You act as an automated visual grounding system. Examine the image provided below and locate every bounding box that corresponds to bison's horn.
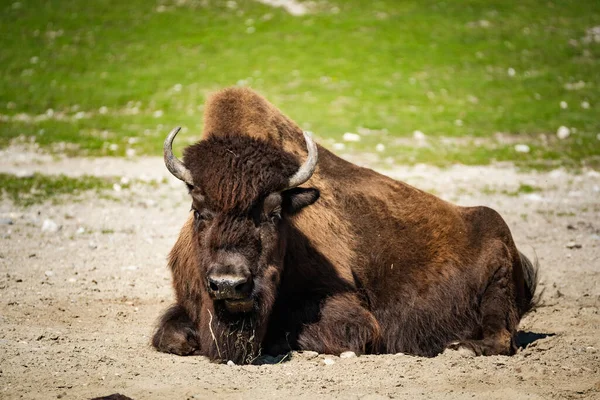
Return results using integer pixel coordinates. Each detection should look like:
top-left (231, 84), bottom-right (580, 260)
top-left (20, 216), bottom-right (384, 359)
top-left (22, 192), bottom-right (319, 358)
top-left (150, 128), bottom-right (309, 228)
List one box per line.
top-left (285, 131), bottom-right (319, 190)
top-left (164, 127), bottom-right (194, 185)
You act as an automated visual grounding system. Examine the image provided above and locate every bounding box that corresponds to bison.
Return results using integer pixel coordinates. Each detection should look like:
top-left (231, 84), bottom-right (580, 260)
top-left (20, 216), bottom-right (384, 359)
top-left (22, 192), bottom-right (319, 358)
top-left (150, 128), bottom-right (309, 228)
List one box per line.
top-left (152, 87), bottom-right (538, 364)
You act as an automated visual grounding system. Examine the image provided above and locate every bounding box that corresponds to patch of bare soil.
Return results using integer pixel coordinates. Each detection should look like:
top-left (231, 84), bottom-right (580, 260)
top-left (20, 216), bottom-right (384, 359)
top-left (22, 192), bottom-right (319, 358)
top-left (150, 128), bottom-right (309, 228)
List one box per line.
top-left (1, 152), bottom-right (599, 399)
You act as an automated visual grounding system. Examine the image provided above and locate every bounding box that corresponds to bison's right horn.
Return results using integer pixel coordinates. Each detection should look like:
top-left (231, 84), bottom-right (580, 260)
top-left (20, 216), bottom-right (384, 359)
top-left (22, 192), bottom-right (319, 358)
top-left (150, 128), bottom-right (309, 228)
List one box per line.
top-left (163, 127), bottom-right (194, 186)
top-left (284, 131), bottom-right (319, 190)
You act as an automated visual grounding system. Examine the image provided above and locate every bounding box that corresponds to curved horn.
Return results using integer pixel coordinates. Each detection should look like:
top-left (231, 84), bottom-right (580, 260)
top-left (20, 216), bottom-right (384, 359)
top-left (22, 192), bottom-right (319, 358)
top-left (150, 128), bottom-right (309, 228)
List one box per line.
top-left (163, 127), bottom-right (193, 185)
top-left (284, 131), bottom-right (319, 190)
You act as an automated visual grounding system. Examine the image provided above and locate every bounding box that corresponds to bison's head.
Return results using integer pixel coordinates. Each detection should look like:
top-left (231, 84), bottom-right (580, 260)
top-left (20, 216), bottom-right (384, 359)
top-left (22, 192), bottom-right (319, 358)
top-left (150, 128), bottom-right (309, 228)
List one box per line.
top-left (163, 127), bottom-right (319, 358)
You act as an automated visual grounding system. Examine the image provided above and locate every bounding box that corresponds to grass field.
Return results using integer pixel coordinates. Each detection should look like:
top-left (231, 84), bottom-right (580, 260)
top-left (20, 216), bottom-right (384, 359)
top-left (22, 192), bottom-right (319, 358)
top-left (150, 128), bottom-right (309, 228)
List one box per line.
top-left (1, 0), bottom-right (599, 168)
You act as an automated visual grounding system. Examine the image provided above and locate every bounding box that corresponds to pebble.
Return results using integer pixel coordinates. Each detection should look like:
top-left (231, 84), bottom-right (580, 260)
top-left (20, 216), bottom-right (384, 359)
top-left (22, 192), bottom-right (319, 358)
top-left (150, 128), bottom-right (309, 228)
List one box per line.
top-left (566, 242), bottom-right (582, 249)
top-left (557, 126), bottom-right (571, 140)
top-left (226, 360), bottom-right (235, 366)
top-left (342, 132), bottom-right (361, 142)
top-left (514, 144), bottom-right (530, 153)
top-left (375, 143), bottom-right (385, 152)
top-left (44, 270), bottom-right (54, 277)
top-left (41, 219), bottom-right (61, 233)
top-left (339, 351), bottom-right (356, 359)
top-left (323, 358), bottom-right (335, 365)
top-left (76, 227), bottom-right (85, 234)
top-left (413, 130), bottom-right (426, 140)
top-left (0, 218), bottom-right (14, 225)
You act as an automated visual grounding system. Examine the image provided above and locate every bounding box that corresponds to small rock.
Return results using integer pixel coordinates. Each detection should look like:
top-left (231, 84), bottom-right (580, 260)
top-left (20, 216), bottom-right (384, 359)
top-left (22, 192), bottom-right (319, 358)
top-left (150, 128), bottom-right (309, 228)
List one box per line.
top-left (41, 219), bottom-right (61, 233)
top-left (514, 144), bottom-right (530, 153)
top-left (45, 270), bottom-right (54, 277)
top-left (342, 132), bottom-right (361, 142)
top-left (227, 360), bottom-right (235, 366)
top-left (524, 193), bottom-right (544, 202)
top-left (0, 218), bottom-right (14, 225)
top-left (76, 227), bottom-right (85, 234)
top-left (567, 224), bottom-right (577, 230)
top-left (566, 242), bottom-right (582, 249)
top-left (413, 130), bottom-right (426, 140)
top-left (323, 358), bottom-right (335, 365)
top-left (586, 346), bottom-right (597, 354)
top-left (557, 126), bottom-right (571, 140)
top-left (340, 351), bottom-right (356, 359)
top-left (375, 143), bottom-right (385, 152)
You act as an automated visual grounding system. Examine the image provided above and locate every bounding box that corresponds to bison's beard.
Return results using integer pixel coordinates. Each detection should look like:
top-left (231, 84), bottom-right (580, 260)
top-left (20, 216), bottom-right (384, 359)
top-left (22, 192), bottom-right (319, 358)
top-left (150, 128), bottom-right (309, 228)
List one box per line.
top-left (200, 289), bottom-right (275, 364)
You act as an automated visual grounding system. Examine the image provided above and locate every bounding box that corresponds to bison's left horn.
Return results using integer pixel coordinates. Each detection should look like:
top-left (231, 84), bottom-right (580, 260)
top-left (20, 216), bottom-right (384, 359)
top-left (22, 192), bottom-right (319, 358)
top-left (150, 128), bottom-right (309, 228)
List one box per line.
top-left (285, 131), bottom-right (319, 190)
top-left (164, 127), bottom-right (194, 185)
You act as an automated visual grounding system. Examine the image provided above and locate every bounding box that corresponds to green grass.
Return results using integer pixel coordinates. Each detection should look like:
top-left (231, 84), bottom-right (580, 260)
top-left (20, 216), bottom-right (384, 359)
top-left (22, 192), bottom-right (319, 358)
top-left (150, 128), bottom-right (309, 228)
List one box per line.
top-left (0, 173), bottom-right (118, 206)
top-left (1, 0), bottom-right (599, 167)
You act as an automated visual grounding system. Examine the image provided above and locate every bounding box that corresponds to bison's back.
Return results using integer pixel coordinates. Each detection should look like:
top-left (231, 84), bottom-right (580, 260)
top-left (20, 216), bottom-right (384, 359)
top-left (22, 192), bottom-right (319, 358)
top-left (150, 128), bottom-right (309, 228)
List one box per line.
top-left (306, 149), bottom-right (523, 355)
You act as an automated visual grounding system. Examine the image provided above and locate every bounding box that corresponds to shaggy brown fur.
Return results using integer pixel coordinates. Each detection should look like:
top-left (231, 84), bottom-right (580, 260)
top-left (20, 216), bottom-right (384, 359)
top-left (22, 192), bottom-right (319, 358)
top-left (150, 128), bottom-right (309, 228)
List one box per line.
top-left (152, 87), bottom-right (539, 363)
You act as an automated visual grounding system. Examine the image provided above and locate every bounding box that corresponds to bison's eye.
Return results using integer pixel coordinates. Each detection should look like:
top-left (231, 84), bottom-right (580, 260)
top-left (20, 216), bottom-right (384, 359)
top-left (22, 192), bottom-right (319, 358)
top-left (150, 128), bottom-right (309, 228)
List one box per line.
top-left (269, 207), bottom-right (282, 223)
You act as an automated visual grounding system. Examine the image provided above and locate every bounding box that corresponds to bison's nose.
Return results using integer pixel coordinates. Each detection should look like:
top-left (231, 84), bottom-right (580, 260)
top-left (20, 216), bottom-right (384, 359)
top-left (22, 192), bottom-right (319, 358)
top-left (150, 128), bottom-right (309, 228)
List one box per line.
top-left (207, 274), bottom-right (252, 299)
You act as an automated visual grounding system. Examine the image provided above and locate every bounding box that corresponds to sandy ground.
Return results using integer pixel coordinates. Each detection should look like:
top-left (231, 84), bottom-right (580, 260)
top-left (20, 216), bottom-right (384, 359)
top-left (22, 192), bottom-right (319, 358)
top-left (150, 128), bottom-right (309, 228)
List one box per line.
top-left (1, 149), bottom-right (599, 400)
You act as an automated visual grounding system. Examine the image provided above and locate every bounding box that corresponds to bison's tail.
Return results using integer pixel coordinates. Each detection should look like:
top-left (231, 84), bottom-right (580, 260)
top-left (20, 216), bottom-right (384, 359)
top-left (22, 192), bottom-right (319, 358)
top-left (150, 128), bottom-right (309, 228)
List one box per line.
top-left (519, 251), bottom-right (541, 316)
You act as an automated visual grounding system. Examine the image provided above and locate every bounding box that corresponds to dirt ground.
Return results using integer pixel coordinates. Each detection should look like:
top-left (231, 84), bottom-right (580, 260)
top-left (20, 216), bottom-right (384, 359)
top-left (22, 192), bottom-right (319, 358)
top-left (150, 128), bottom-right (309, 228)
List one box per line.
top-left (1, 149), bottom-right (599, 400)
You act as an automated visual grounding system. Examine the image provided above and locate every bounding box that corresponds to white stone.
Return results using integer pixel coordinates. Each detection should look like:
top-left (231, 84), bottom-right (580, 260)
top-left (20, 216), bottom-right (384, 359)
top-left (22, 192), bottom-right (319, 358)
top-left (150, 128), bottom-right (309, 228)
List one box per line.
top-left (227, 360), bottom-right (235, 366)
top-left (413, 130), bottom-right (426, 140)
top-left (507, 68), bottom-right (516, 77)
top-left (560, 101), bottom-right (568, 109)
top-left (581, 101), bottom-right (590, 109)
top-left (557, 126), bottom-right (570, 140)
top-left (514, 144), bottom-right (530, 153)
top-left (375, 143), bottom-right (385, 152)
top-left (41, 219), bottom-right (60, 233)
top-left (524, 193), bottom-right (544, 202)
top-left (342, 132), bottom-right (361, 142)
top-left (323, 358), bottom-right (335, 365)
top-left (339, 351), bottom-right (356, 359)
top-left (45, 270), bottom-right (54, 277)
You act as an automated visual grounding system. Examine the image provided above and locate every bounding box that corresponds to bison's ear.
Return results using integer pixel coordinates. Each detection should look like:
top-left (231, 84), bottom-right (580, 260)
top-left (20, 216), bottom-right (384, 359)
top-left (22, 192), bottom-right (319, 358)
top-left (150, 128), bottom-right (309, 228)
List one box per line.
top-left (281, 187), bottom-right (320, 215)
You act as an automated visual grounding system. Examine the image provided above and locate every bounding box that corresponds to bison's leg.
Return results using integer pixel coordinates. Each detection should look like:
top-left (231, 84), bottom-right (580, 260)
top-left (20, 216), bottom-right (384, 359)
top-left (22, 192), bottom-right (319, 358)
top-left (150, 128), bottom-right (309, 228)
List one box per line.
top-left (152, 304), bottom-right (201, 356)
top-left (297, 293), bottom-right (380, 355)
top-left (447, 248), bottom-right (520, 356)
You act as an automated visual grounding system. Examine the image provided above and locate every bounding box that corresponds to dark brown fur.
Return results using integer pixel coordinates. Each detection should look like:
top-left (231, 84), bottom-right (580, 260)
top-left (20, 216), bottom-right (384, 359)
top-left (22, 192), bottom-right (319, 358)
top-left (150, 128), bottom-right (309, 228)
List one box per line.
top-left (152, 87), bottom-right (539, 363)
